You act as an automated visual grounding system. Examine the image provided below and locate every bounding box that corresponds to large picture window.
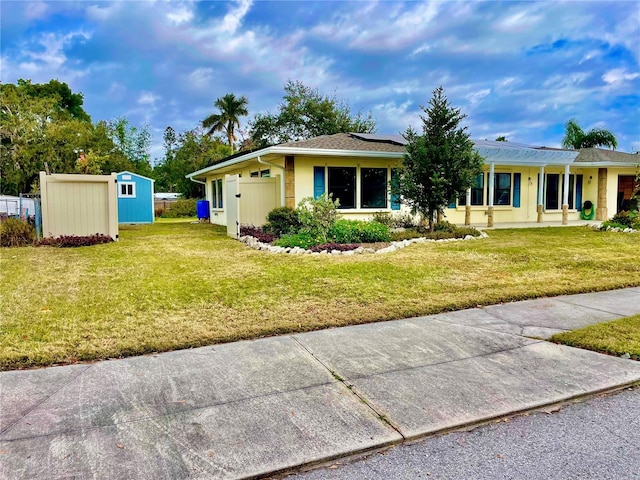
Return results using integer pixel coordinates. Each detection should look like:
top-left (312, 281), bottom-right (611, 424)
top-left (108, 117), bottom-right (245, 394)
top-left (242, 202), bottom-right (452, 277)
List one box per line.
top-left (328, 167), bottom-right (356, 209)
top-left (459, 173), bottom-right (484, 206)
top-left (360, 168), bottom-right (387, 208)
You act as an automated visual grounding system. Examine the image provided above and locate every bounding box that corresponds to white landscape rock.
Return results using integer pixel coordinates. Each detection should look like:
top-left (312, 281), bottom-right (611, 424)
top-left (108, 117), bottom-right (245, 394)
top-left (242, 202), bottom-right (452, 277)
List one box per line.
top-left (238, 231), bottom-right (485, 256)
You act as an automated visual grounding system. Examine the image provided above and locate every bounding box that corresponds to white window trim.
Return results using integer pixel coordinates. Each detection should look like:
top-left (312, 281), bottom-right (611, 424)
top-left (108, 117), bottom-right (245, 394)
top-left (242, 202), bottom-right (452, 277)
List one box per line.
top-left (118, 182), bottom-right (136, 198)
top-left (211, 178), bottom-right (224, 210)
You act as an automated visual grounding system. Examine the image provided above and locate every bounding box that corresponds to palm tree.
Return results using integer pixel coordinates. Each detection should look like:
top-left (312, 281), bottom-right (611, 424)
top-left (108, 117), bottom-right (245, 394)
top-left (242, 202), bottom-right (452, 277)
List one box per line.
top-left (202, 93), bottom-right (249, 153)
top-left (561, 119), bottom-right (618, 150)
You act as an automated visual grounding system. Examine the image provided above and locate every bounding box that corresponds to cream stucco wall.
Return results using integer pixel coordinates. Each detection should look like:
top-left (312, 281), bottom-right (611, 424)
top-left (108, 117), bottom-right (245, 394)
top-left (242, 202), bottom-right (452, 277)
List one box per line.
top-left (294, 155), bottom-right (402, 221)
top-left (197, 154), bottom-right (637, 227)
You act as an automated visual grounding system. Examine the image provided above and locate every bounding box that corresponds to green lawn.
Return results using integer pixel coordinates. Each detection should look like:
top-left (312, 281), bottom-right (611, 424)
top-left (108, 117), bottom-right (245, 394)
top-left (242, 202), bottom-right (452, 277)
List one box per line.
top-left (1, 220), bottom-right (639, 370)
top-left (550, 315), bottom-right (640, 360)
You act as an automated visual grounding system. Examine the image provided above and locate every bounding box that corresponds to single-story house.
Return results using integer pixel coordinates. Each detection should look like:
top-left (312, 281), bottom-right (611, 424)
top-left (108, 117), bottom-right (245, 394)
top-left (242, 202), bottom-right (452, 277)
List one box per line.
top-left (116, 171), bottom-right (155, 224)
top-left (185, 133), bottom-right (639, 232)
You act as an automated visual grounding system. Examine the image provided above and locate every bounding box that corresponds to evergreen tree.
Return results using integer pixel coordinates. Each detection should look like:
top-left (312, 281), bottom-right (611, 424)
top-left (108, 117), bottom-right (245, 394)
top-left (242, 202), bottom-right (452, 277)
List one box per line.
top-left (393, 86), bottom-right (484, 229)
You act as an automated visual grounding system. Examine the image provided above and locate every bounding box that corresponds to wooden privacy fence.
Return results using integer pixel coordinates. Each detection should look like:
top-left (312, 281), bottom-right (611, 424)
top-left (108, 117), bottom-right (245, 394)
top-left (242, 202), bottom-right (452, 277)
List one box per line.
top-left (40, 172), bottom-right (119, 240)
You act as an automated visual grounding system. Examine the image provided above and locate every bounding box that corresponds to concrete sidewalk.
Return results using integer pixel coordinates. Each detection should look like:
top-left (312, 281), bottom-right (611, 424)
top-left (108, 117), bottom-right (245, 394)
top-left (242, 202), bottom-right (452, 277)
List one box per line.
top-left (1, 288), bottom-right (639, 479)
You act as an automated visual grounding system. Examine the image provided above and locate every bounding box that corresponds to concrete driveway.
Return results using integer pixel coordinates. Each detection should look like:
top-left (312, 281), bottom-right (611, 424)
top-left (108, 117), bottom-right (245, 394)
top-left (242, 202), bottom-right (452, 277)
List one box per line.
top-left (1, 288), bottom-right (639, 479)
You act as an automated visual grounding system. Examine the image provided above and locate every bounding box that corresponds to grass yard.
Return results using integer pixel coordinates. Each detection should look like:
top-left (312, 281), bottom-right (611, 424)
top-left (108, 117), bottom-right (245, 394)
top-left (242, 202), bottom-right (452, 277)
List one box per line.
top-left (1, 220), bottom-right (639, 370)
top-left (550, 315), bottom-right (640, 360)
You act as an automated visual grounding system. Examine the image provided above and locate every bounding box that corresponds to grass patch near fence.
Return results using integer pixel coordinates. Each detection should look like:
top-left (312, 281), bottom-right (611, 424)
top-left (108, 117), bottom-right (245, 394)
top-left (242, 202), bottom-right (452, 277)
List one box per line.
top-left (550, 315), bottom-right (640, 360)
top-left (1, 221), bottom-right (639, 370)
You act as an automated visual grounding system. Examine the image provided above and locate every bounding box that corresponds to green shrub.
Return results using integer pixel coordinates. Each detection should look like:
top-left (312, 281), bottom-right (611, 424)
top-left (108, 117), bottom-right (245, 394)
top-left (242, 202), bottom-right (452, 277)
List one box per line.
top-left (38, 234), bottom-right (113, 248)
top-left (264, 206), bottom-right (301, 236)
top-left (601, 210), bottom-right (639, 230)
top-left (390, 225), bottom-right (480, 241)
top-left (163, 199), bottom-right (197, 218)
top-left (330, 219), bottom-right (390, 243)
top-left (371, 212), bottom-right (393, 227)
top-left (371, 212), bottom-right (417, 228)
top-left (0, 219), bottom-right (35, 247)
top-left (455, 227), bottom-right (482, 237)
top-left (433, 220), bottom-right (456, 233)
top-left (296, 194), bottom-right (340, 243)
top-left (273, 232), bottom-right (320, 249)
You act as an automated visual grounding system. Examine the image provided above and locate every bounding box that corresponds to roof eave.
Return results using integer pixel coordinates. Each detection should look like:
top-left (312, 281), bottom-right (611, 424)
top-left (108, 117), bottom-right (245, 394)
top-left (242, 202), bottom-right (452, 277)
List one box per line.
top-left (186, 146), bottom-right (404, 179)
top-left (573, 162), bottom-right (640, 167)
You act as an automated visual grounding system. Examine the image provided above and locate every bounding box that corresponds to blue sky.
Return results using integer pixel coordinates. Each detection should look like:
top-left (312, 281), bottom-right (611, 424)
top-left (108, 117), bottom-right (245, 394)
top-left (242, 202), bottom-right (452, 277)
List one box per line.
top-left (2, 0), bottom-right (639, 161)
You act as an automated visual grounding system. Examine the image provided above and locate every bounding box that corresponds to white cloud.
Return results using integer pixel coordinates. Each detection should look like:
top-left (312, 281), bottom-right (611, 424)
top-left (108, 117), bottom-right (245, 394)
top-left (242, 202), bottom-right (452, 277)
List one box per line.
top-left (496, 6), bottom-right (544, 32)
top-left (602, 68), bottom-right (640, 85)
top-left (86, 3), bottom-right (122, 21)
top-left (24, 1), bottom-right (48, 20)
top-left (311, 1), bottom-right (441, 51)
top-left (138, 92), bottom-right (159, 106)
top-left (220, 0), bottom-right (253, 34)
top-left (188, 68), bottom-right (214, 90)
top-left (372, 100), bottom-right (419, 133)
top-left (466, 89), bottom-right (491, 106)
top-left (4, 31), bottom-right (92, 83)
top-left (166, 5), bottom-right (194, 26)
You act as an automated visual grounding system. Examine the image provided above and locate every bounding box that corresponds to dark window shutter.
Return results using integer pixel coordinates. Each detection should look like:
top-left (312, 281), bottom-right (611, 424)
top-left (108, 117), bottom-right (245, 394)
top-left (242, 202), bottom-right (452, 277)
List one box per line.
top-left (576, 174), bottom-right (583, 211)
top-left (513, 173), bottom-right (521, 208)
top-left (313, 167), bottom-right (325, 199)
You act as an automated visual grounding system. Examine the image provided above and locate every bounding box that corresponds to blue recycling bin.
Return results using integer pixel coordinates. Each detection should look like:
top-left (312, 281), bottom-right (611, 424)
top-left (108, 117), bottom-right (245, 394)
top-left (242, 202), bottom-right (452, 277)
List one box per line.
top-left (196, 200), bottom-right (210, 219)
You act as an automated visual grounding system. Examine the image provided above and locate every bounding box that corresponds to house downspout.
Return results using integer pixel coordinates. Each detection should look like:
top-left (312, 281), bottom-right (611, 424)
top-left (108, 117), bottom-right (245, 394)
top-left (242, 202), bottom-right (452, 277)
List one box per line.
top-left (188, 177), bottom-right (206, 186)
top-left (257, 156), bottom-right (286, 206)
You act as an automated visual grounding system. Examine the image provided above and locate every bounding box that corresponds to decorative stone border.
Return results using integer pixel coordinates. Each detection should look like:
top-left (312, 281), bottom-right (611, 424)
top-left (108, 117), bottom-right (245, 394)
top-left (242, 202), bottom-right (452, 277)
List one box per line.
top-left (239, 230), bottom-right (489, 256)
top-left (595, 225), bottom-right (639, 233)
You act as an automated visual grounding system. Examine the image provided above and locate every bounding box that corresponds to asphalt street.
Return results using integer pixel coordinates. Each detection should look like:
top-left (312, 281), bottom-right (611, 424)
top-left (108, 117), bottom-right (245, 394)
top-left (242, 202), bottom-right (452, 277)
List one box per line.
top-left (289, 386), bottom-right (640, 480)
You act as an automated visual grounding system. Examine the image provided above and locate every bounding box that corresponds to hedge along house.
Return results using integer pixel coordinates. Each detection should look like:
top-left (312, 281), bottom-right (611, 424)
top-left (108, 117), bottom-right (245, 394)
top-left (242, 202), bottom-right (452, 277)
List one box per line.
top-left (116, 171), bottom-right (155, 224)
top-left (186, 133), bottom-right (638, 234)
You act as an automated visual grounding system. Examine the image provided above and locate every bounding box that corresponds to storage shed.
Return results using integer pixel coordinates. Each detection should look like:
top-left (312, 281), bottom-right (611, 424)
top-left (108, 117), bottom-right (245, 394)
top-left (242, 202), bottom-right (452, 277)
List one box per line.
top-left (116, 171), bottom-right (155, 224)
top-left (40, 171), bottom-right (119, 240)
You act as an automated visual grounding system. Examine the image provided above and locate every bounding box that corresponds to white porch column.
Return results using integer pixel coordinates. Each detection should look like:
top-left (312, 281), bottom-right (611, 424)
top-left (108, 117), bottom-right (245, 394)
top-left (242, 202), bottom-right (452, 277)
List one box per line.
top-left (487, 162), bottom-right (495, 227)
top-left (465, 188), bottom-right (472, 225)
top-left (537, 166), bottom-right (545, 223)
top-left (562, 163), bottom-right (570, 225)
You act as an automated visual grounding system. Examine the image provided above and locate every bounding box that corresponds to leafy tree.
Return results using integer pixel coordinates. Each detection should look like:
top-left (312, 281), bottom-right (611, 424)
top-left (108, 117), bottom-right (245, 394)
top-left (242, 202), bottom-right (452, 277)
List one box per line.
top-left (107, 117), bottom-right (152, 177)
top-left (561, 119), bottom-right (618, 150)
top-left (0, 81), bottom-right (143, 194)
top-left (393, 86), bottom-right (484, 230)
top-left (495, 136), bottom-right (507, 142)
top-left (202, 93), bottom-right (249, 153)
top-left (16, 79), bottom-right (91, 122)
top-left (248, 80), bottom-right (376, 148)
top-left (153, 127), bottom-right (231, 197)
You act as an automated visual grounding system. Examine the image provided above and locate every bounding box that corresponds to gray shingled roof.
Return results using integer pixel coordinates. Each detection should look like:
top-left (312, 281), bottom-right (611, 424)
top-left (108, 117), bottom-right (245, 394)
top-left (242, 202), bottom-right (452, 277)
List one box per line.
top-left (575, 148), bottom-right (640, 164)
top-left (278, 133), bottom-right (406, 153)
